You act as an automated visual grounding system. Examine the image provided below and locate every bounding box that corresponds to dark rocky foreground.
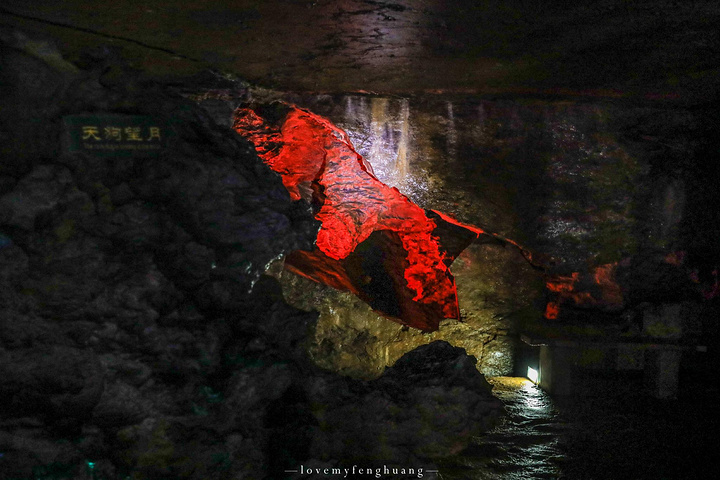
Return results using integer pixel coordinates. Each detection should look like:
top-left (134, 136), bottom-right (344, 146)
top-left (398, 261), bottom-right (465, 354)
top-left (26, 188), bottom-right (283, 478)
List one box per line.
top-left (0, 30), bottom-right (503, 479)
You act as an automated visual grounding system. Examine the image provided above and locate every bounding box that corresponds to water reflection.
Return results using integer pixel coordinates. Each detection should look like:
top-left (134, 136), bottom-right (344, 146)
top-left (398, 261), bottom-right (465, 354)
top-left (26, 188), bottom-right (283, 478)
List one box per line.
top-left (437, 375), bottom-right (716, 480)
top-left (439, 377), bottom-right (565, 479)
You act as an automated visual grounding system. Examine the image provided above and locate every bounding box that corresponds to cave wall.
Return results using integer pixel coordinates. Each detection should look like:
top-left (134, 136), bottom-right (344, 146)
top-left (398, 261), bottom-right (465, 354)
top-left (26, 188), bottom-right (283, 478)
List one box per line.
top-left (0, 30), bottom-right (508, 478)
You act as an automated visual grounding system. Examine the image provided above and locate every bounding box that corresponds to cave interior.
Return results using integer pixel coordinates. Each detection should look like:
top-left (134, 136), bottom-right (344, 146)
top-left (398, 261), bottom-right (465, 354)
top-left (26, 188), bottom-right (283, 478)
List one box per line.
top-left (1, 1), bottom-right (719, 479)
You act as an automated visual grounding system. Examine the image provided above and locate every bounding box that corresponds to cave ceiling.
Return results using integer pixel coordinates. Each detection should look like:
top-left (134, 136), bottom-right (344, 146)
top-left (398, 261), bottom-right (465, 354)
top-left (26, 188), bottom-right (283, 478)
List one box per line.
top-left (1, 0), bottom-right (719, 101)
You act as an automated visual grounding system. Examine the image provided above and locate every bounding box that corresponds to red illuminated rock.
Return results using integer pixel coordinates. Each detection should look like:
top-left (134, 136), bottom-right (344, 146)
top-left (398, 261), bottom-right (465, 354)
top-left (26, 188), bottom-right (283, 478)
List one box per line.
top-left (234, 102), bottom-right (545, 331)
top-left (543, 263), bottom-right (624, 319)
top-left (235, 103), bottom-right (466, 330)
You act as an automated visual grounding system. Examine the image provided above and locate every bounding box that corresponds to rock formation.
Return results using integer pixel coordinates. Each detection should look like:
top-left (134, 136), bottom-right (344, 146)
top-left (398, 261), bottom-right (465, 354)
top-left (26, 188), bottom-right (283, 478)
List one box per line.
top-left (0, 29), bottom-right (504, 479)
top-left (233, 103), bottom-right (538, 332)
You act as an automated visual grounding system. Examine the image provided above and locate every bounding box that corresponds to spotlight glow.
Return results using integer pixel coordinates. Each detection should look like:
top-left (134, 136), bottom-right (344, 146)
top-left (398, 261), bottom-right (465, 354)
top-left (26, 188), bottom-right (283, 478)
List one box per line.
top-left (527, 366), bottom-right (539, 383)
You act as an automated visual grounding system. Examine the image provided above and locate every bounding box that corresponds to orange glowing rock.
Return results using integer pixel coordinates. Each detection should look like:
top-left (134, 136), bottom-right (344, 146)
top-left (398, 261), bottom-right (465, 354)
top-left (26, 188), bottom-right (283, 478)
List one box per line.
top-left (544, 301), bottom-right (561, 320)
top-left (546, 272), bottom-right (581, 294)
top-left (544, 262), bottom-right (624, 319)
top-left (593, 263), bottom-right (623, 305)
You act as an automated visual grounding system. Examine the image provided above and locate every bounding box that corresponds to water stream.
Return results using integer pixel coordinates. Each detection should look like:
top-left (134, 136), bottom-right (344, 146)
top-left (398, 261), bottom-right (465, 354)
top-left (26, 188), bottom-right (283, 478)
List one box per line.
top-left (442, 377), bottom-right (565, 479)
top-left (438, 374), bottom-right (716, 480)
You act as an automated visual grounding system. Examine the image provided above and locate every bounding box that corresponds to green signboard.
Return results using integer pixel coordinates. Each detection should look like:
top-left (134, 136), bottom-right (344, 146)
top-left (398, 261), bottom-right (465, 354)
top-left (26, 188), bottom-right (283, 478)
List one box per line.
top-left (63, 114), bottom-right (173, 156)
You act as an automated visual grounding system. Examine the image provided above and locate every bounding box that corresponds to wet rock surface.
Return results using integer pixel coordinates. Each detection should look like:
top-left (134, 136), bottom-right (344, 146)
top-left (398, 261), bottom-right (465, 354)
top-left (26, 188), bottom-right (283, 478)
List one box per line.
top-left (276, 267), bottom-right (526, 380)
top-left (0, 31), bottom-right (504, 479)
top-left (3, 0), bottom-right (719, 101)
top-left (234, 102), bottom-right (463, 332)
top-left (300, 341), bottom-right (503, 474)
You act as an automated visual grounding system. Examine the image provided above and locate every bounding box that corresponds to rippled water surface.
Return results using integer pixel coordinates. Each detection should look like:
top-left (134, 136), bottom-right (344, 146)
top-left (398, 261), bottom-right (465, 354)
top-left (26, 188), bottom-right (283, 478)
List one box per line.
top-left (438, 376), bottom-right (716, 480)
top-left (440, 378), bottom-right (565, 479)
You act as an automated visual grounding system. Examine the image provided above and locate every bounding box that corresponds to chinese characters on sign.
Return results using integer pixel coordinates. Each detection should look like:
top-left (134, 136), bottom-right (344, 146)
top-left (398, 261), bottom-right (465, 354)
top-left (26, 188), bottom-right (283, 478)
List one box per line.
top-left (81, 124), bottom-right (160, 143)
top-left (63, 114), bottom-right (172, 156)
